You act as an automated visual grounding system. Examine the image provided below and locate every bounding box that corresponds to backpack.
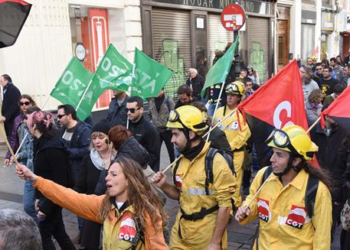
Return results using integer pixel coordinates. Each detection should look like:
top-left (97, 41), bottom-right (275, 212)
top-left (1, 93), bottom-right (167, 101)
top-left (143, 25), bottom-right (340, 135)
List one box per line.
top-left (173, 147), bottom-right (235, 195)
top-left (260, 166), bottom-right (319, 218)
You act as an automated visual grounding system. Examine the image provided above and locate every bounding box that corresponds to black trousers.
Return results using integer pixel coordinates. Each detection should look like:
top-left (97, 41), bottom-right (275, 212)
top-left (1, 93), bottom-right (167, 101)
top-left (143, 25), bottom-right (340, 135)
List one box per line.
top-left (39, 206), bottom-right (76, 250)
top-left (159, 130), bottom-right (175, 163)
top-left (341, 229), bottom-right (350, 250)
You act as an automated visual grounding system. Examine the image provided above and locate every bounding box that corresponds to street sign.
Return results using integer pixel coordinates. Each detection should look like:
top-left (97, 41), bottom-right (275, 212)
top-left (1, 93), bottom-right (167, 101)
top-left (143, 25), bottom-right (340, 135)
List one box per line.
top-left (221, 4), bottom-right (246, 32)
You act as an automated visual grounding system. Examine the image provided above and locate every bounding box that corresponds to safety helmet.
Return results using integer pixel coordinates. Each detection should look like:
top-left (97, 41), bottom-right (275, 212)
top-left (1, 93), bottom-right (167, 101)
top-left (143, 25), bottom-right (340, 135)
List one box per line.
top-left (166, 105), bottom-right (208, 133)
top-left (266, 125), bottom-right (318, 161)
top-left (225, 81), bottom-right (245, 96)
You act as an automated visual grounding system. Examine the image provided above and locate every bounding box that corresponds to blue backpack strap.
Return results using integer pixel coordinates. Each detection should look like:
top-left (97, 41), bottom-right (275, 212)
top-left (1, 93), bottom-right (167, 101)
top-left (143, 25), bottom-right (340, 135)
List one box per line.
top-left (305, 174), bottom-right (319, 218)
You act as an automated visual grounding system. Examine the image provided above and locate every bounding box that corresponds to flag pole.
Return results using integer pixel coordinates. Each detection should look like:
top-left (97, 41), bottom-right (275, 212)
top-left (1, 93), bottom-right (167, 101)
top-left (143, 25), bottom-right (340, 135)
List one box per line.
top-left (245, 172), bottom-right (273, 208)
top-left (76, 78), bottom-right (93, 113)
top-left (306, 117), bottom-right (321, 133)
top-left (162, 107), bottom-right (237, 173)
top-left (206, 82), bottom-right (225, 142)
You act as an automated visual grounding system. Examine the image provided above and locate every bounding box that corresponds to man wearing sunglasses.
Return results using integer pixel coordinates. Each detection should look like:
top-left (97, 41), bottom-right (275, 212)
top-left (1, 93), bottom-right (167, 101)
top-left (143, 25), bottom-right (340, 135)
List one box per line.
top-left (214, 81), bottom-right (251, 209)
top-left (126, 96), bottom-right (161, 172)
top-left (152, 105), bottom-right (235, 250)
top-left (57, 104), bottom-right (91, 180)
top-left (235, 125), bottom-right (332, 250)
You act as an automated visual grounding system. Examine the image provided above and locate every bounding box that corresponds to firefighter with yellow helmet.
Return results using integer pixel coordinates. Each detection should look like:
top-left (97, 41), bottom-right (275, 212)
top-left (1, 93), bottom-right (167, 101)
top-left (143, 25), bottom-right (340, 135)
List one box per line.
top-left (214, 81), bottom-right (251, 208)
top-left (152, 105), bottom-right (236, 250)
top-left (235, 125), bottom-right (332, 250)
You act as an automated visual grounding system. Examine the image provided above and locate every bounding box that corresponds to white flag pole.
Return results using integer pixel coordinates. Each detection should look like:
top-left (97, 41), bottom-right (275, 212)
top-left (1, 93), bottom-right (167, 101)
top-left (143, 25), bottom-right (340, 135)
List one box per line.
top-left (206, 82), bottom-right (225, 142)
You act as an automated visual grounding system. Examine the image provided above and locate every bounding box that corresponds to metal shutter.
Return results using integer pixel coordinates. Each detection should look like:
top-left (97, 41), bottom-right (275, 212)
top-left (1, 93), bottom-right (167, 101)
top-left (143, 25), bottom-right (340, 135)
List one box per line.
top-left (152, 8), bottom-right (191, 98)
top-left (301, 24), bottom-right (315, 62)
top-left (247, 17), bottom-right (269, 83)
top-left (208, 14), bottom-right (232, 67)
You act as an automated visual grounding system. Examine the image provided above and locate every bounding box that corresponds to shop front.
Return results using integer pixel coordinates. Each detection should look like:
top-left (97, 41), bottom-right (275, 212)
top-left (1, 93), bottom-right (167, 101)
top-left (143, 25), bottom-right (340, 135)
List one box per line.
top-left (141, 0), bottom-right (276, 97)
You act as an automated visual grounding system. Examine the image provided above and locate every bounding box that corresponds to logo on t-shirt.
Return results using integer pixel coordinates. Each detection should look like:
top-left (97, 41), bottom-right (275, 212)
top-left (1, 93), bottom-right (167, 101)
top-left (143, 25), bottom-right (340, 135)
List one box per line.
top-left (286, 205), bottom-right (307, 229)
top-left (118, 215), bottom-right (137, 242)
top-left (258, 198), bottom-right (270, 222)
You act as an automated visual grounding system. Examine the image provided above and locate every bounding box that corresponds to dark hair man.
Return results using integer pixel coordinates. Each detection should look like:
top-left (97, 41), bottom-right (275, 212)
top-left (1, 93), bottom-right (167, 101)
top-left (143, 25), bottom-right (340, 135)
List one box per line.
top-left (152, 105), bottom-right (235, 249)
top-left (0, 74), bottom-right (21, 139)
top-left (330, 57), bottom-right (344, 82)
top-left (175, 85), bottom-right (195, 109)
top-left (321, 66), bottom-right (339, 96)
top-left (57, 104), bottom-right (91, 179)
top-left (236, 125), bottom-right (332, 250)
top-left (127, 96), bottom-right (161, 171)
top-left (0, 209), bottom-right (41, 250)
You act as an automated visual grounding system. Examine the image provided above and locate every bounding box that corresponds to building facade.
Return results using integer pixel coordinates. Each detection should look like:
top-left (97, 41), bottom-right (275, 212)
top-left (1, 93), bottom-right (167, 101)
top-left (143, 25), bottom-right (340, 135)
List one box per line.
top-left (0, 0), bottom-right (142, 110)
top-left (141, 0), bottom-right (277, 96)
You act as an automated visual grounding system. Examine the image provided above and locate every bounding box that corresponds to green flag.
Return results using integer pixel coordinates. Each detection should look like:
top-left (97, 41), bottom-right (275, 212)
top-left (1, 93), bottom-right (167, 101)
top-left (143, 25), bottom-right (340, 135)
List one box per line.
top-left (50, 57), bottom-right (93, 120)
top-left (91, 44), bottom-right (133, 92)
top-left (131, 48), bottom-right (173, 99)
top-left (75, 44), bottom-right (133, 120)
top-left (201, 36), bottom-right (239, 97)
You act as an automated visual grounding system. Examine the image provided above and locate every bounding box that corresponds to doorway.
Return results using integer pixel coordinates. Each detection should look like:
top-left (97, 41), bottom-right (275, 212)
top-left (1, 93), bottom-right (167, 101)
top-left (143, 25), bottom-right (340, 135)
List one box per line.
top-left (277, 6), bottom-right (290, 71)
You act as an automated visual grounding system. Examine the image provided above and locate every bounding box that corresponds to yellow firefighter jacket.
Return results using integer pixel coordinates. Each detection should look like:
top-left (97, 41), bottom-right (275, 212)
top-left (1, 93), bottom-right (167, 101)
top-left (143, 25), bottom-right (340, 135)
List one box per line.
top-left (170, 142), bottom-right (236, 250)
top-left (241, 167), bottom-right (332, 250)
top-left (33, 177), bottom-right (168, 250)
top-left (214, 106), bottom-right (251, 207)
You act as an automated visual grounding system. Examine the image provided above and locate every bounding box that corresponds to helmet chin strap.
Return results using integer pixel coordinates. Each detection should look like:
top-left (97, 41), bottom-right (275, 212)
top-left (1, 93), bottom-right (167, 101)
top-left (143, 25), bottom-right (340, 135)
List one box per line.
top-left (273, 153), bottom-right (301, 177)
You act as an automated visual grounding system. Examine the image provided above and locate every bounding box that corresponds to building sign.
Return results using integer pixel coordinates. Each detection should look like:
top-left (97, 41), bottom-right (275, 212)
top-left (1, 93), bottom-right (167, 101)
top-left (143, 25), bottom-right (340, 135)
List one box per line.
top-left (149, 0), bottom-right (273, 15)
top-left (321, 12), bottom-right (334, 32)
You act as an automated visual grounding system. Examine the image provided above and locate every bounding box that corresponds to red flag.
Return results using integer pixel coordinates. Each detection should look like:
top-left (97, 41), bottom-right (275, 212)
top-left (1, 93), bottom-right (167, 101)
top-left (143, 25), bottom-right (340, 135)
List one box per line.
top-left (238, 60), bottom-right (308, 166)
top-left (312, 46), bottom-right (319, 57)
top-left (321, 86), bottom-right (350, 131)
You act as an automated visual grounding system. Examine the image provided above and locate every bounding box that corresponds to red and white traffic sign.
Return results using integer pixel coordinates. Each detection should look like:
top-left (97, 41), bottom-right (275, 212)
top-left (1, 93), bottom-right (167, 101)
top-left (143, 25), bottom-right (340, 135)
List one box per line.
top-left (221, 4), bottom-right (246, 32)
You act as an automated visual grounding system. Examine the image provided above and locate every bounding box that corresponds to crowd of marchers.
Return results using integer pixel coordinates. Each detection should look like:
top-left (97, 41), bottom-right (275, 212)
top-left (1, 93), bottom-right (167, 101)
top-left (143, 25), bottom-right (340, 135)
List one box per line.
top-left (0, 51), bottom-right (349, 250)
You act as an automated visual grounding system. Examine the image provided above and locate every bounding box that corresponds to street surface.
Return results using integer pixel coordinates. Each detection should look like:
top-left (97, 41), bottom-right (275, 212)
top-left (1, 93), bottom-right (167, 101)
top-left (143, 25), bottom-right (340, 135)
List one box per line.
top-left (0, 143), bottom-right (341, 249)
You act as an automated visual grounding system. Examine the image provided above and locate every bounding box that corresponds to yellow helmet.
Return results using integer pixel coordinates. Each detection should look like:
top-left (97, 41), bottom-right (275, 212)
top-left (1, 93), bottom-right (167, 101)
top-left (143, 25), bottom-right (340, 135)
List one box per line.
top-left (166, 105), bottom-right (208, 133)
top-left (266, 125), bottom-right (318, 161)
top-left (225, 81), bottom-right (245, 96)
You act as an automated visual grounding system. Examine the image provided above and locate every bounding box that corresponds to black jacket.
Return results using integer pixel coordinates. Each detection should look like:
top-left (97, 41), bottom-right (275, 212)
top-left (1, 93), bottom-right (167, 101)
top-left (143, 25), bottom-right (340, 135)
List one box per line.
top-left (94, 136), bottom-right (150, 195)
top-left (1, 82), bottom-right (21, 136)
top-left (333, 134), bottom-right (350, 202)
top-left (33, 136), bottom-right (74, 216)
top-left (74, 154), bottom-right (102, 195)
top-left (313, 123), bottom-right (348, 171)
top-left (60, 121), bottom-right (91, 178)
top-left (129, 116), bottom-right (161, 171)
top-left (106, 95), bottom-right (129, 127)
top-left (186, 75), bottom-right (205, 100)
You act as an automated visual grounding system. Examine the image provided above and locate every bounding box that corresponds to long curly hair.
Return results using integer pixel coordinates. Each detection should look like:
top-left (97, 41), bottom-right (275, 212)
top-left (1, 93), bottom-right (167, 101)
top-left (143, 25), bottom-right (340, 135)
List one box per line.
top-left (99, 156), bottom-right (166, 231)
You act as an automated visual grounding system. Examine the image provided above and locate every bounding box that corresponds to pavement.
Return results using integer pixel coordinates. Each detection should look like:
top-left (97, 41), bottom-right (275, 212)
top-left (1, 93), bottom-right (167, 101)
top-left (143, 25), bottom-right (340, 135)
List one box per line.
top-left (0, 143), bottom-right (341, 249)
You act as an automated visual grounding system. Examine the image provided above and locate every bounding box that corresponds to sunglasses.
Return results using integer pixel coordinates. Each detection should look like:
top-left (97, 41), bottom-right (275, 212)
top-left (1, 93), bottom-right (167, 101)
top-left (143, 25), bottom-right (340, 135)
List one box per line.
top-left (19, 101), bottom-right (30, 106)
top-left (125, 107), bottom-right (140, 114)
top-left (57, 114), bottom-right (66, 119)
